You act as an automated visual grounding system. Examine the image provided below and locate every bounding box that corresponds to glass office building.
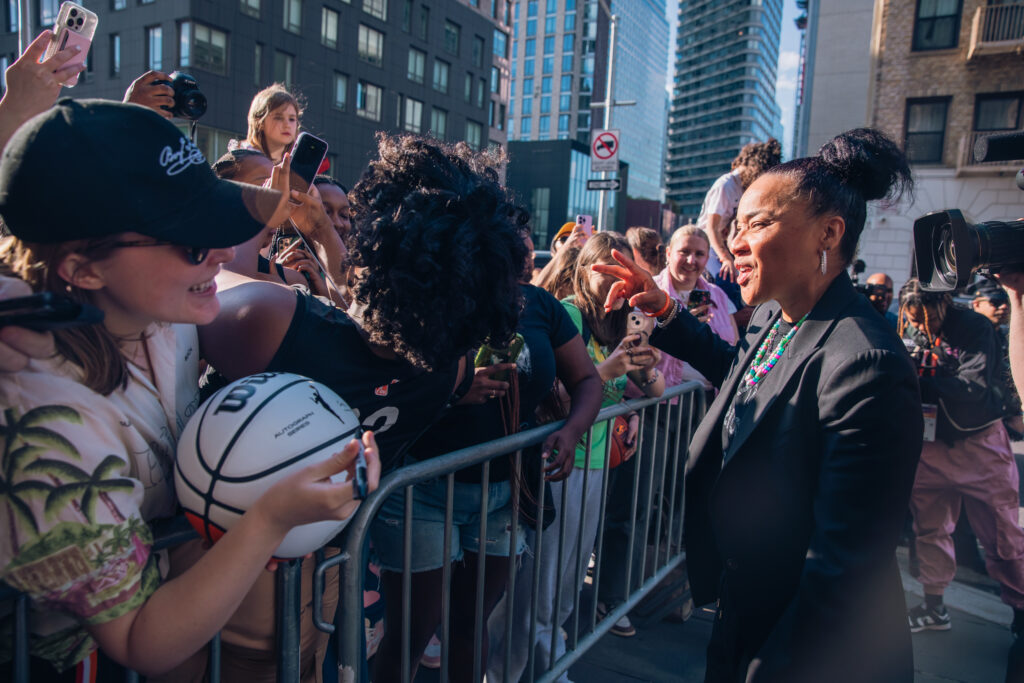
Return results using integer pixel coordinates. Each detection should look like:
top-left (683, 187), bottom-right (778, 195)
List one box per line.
top-left (666, 0), bottom-right (784, 219)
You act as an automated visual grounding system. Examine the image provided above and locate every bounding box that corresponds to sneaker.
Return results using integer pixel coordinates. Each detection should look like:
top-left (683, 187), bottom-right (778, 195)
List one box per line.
top-left (597, 601), bottom-right (637, 638)
top-left (420, 634), bottom-right (441, 669)
top-left (907, 603), bottom-right (951, 633)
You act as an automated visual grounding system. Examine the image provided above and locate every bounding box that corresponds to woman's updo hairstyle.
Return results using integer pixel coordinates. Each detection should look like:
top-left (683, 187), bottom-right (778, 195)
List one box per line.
top-left (766, 128), bottom-right (913, 265)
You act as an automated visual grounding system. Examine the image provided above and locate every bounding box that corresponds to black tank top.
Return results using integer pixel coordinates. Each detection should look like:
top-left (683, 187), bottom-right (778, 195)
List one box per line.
top-left (265, 292), bottom-right (461, 472)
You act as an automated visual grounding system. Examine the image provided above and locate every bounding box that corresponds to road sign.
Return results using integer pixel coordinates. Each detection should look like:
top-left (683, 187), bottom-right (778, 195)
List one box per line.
top-left (587, 178), bottom-right (621, 191)
top-left (591, 129), bottom-right (620, 172)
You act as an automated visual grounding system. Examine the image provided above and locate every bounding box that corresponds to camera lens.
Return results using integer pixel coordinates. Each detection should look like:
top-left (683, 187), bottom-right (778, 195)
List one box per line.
top-left (70, 8), bottom-right (77, 16)
top-left (66, 19), bottom-right (74, 26)
top-left (76, 17), bottom-right (83, 26)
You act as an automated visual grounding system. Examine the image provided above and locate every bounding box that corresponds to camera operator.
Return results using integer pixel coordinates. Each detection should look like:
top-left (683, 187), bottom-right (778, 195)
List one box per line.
top-left (123, 70), bottom-right (175, 119)
top-left (897, 279), bottom-right (1024, 640)
top-left (865, 272), bottom-right (898, 328)
top-left (971, 279), bottom-right (1022, 439)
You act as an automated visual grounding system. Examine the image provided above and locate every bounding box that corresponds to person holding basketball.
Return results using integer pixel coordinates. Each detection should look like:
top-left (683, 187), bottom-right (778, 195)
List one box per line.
top-left (0, 100), bottom-right (381, 682)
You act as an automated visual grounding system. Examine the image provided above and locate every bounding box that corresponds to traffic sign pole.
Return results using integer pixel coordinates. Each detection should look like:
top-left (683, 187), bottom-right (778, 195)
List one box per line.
top-left (597, 15), bottom-right (618, 232)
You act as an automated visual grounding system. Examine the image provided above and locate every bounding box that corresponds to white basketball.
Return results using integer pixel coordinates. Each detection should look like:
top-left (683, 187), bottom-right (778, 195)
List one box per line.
top-left (175, 372), bottom-right (362, 558)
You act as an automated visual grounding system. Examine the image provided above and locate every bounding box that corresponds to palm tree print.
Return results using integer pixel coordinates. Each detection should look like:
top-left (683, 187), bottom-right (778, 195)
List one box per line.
top-left (29, 455), bottom-right (133, 525)
top-left (1, 406), bottom-right (82, 552)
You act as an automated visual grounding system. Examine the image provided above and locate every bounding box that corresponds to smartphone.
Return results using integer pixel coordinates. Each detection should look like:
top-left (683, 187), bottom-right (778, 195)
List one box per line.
top-left (42, 2), bottom-right (98, 87)
top-left (575, 214), bottom-right (594, 237)
top-left (0, 292), bottom-right (104, 331)
top-left (687, 289), bottom-right (711, 311)
top-left (353, 440), bottom-right (368, 499)
top-left (289, 132), bottom-right (329, 204)
top-left (474, 333), bottom-right (525, 382)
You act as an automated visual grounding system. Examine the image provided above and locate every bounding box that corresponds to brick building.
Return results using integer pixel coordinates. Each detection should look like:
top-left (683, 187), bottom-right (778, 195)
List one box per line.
top-left (863, 0), bottom-right (1024, 288)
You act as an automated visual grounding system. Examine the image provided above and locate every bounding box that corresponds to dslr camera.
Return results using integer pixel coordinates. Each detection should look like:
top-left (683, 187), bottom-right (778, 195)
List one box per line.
top-left (153, 71), bottom-right (207, 121)
top-left (914, 131), bottom-right (1024, 291)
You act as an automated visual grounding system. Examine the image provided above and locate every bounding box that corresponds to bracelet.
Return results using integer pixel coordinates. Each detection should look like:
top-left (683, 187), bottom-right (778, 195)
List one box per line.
top-left (655, 299), bottom-right (680, 328)
top-left (639, 369), bottom-right (660, 388)
top-left (644, 290), bottom-right (672, 318)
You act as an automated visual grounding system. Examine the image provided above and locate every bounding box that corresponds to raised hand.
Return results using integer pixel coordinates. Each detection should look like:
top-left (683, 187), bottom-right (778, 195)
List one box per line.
top-left (591, 248), bottom-right (669, 315)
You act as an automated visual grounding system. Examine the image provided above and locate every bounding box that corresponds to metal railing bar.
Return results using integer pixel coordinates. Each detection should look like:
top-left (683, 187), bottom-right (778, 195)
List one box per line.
top-left (441, 472), bottom-right (455, 683)
top-left (401, 485), bottom-right (413, 683)
top-left (473, 459), bottom-right (491, 683)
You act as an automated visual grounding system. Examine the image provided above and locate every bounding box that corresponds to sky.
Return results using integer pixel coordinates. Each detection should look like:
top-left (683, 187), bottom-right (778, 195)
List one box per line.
top-left (664, 0), bottom-right (804, 158)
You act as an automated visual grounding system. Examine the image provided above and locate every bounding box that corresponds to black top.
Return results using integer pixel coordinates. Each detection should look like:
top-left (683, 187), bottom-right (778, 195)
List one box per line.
top-left (913, 305), bottom-right (1004, 442)
top-left (409, 284), bottom-right (578, 482)
top-left (266, 292), bottom-right (460, 472)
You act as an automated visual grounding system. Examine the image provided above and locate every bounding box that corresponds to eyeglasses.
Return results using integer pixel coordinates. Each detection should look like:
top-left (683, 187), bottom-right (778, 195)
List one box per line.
top-left (100, 240), bottom-right (211, 265)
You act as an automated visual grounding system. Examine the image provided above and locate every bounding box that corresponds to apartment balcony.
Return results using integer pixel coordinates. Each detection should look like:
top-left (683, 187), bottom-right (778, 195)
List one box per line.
top-left (956, 131), bottom-right (1024, 176)
top-left (967, 3), bottom-right (1024, 60)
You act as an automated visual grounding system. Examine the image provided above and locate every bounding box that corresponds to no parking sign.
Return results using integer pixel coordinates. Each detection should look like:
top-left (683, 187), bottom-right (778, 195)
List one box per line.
top-left (591, 129), bottom-right (620, 173)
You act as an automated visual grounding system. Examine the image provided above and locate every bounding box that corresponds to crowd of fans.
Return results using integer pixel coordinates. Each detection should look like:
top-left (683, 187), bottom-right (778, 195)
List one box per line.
top-left (1, 28), bottom-right (1023, 683)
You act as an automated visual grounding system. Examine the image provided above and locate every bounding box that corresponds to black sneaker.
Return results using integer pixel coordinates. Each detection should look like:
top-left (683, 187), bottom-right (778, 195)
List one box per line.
top-left (908, 603), bottom-right (951, 633)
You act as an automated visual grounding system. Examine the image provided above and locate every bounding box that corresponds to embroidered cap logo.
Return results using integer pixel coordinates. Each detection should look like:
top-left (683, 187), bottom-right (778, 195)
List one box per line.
top-left (159, 137), bottom-right (207, 176)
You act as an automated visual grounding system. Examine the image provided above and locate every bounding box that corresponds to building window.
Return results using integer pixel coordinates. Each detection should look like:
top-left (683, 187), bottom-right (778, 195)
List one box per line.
top-left (563, 34), bottom-right (574, 52)
top-left (527, 0), bottom-right (536, 17)
top-left (564, 12), bottom-right (575, 30)
top-left (905, 98), bottom-right (949, 164)
top-left (560, 94), bottom-right (571, 111)
top-left (545, 16), bottom-right (555, 33)
top-left (356, 81), bottom-right (382, 120)
top-left (545, 0), bottom-right (556, 13)
top-left (110, 33), bottom-right (120, 77)
top-left (113, 0), bottom-right (127, 10)
top-left (322, 8), bottom-right (339, 48)
top-left (525, 38), bottom-right (535, 56)
top-left (180, 22), bottom-right (228, 75)
top-left (558, 113), bottom-right (569, 131)
top-left (402, 0), bottom-right (411, 31)
top-left (562, 54), bottom-right (573, 72)
top-left (431, 108), bottom-right (447, 138)
top-left (538, 116), bottom-right (549, 134)
top-left (433, 59), bottom-right (450, 93)
top-left (975, 92), bottom-right (1023, 131)
top-left (417, 5), bottom-right (429, 40)
top-left (912, 0), bottom-right (961, 51)
top-left (477, 78), bottom-right (486, 107)
top-left (543, 35), bottom-right (554, 54)
top-left (407, 48), bottom-right (425, 83)
top-left (542, 57), bottom-right (553, 74)
top-left (358, 25), bottom-right (384, 66)
top-left (540, 96), bottom-right (550, 113)
top-left (524, 59), bottom-right (534, 76)
top-left (146, 26), bottom-right (162, 71)
top-left (523, 77), bottom-right (533, 95)
top-left (333, 72), bottom-right (348, 110)
top-left (494, 29), bottom-right (508, 58)
top-left (364, 0), bottom-right (387, 20)
top-left (522, 98), bottom-right (532, 114)
top-left (274, 50), bottom-right (294, 87)
top-left (283, 0), bottom-right (302, 33)
top-left (531, 186), bottom-right (549, 232)
top-left (39, 0), bottom-right (58, 25)
top-left (466, 120), bottom-right (482, 149)
top-left (240, 0), bottom-right (260, 18)
top-left (253, 43), bottom-right (262, 84)
top-left (444, 20), bottom-right (460, 55)
top-left (541, 76), bottom-right (551, 93)
top-left (473, 35), bottom-right (485, 67)
top-left (526, 18), bottom-right (536, 36)
top-left (490, 66), bottom-right (500, 93)
top-left (464, 73), bottom-right (473, 102)
top-left (521, 117), bottom-right (532, 135)
top-left (404, 98), bottom-right (423, 133)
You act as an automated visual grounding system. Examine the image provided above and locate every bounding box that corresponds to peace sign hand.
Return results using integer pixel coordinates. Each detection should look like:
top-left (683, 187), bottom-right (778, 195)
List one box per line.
top-left (590, 248), bottom-right (669, 315)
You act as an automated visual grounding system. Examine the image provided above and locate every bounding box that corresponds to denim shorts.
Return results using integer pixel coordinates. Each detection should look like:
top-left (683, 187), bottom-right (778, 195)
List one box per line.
top-left (369, 477), bottom-right (526, 572)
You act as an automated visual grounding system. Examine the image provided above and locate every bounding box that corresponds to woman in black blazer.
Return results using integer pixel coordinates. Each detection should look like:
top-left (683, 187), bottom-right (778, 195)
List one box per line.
top-left (595, 129), bottom-right (922, 683)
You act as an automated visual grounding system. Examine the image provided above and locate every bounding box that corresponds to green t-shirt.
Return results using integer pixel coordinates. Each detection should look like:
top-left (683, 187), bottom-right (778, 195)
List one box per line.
top-left (561, 299), bottom-right (626, 469)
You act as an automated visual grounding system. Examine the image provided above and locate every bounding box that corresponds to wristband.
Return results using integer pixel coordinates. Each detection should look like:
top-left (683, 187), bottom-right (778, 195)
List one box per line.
top-left (644, 290), bottom-right (672, 318)
top-left (656, 299), bottom-right (680, 328)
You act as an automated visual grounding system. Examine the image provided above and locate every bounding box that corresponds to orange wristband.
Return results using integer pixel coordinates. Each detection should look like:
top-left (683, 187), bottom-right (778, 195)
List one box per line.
top-left (644, 290), bottom-right (671, 318)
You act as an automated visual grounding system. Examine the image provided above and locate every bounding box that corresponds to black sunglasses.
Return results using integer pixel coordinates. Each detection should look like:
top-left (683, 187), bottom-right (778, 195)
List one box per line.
top-left (99, 240), bottom-right (210, 265)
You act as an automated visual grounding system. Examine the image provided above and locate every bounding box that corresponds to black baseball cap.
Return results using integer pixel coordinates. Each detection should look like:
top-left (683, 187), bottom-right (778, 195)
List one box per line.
top-left (973, 278), bottom-right (1009, 305)
top-left (0, 99), bottom-right (280, 247)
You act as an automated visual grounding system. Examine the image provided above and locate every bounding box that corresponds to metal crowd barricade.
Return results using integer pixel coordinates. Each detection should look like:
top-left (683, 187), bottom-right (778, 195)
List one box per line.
top-left (1, 381), bottom-right (705, 683)
top-left (319, 380), bottom-right (706, 683)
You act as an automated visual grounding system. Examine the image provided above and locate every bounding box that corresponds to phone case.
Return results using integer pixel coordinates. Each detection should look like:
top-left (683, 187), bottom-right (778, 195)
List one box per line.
top-left (289, 132), bottom-right (329, 197)
top-left (474, 334), bottom-right (525, 382)
top-left (42, 2), bottom-right (98, 87)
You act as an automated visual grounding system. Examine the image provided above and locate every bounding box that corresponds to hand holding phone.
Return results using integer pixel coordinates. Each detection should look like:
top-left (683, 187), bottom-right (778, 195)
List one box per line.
top-left (687, 289), bottom-right (711, 311)
top-left (288, 132), bottom-right (329, 204)
top-left (474, 334), bottom-right (525, 383)
top-left (42, 2), bottom-right (98, 88)
top-left (575, 214), bottom-right (594, 238)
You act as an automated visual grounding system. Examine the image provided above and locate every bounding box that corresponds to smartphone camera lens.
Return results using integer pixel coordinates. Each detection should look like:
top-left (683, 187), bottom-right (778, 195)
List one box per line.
top-left (66, 19), bottom-right (74, 26)
top-left (69, 8), bottom-right (77, 16)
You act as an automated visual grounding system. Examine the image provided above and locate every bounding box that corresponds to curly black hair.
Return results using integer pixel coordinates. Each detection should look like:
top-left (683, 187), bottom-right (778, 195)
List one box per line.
top-left (348, 134), bottom-right (530, 370)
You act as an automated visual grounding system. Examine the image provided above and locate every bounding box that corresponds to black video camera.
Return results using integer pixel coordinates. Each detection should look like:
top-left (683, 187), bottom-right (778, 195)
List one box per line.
top-left (153, 71), bottom-right (207, 120)
top-left (914, 131), bottom-right (1024, 291)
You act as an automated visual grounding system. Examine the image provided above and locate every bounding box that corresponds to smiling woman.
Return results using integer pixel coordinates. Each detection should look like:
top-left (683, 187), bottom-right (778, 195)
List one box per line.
top-left (595, 129), bottom-right (923, 683)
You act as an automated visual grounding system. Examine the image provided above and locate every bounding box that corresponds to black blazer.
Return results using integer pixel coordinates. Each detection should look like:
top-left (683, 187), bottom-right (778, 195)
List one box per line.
top-left (651, 273), bottom-right (922, 683)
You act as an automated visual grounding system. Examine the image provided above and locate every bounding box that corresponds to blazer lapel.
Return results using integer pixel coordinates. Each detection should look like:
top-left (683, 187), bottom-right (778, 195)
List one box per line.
top-left (721, 273), bottom-right (859, 464)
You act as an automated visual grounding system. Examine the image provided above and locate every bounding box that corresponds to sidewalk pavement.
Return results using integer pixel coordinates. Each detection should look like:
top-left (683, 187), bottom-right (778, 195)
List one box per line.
top-left (570, 558), bottom-right (1017, 683)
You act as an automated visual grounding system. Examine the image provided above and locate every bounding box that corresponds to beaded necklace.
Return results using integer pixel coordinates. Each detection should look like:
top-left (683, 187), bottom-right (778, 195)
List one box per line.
top-left (744, 314), bottom-right (808, 387)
